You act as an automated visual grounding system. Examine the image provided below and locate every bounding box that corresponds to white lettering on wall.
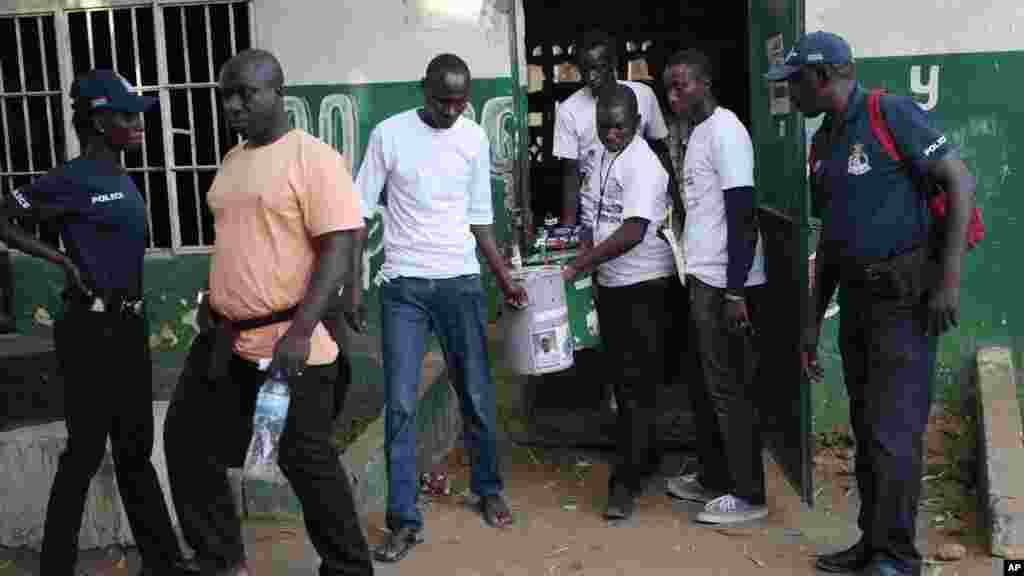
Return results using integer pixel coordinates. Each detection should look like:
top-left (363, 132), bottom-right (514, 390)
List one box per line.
top-left (910, 65), bottom-right (940, 111)
top-left (284, 96), bottom-right (312, 132)
top-left (318, 94), bottom-right (360, 173)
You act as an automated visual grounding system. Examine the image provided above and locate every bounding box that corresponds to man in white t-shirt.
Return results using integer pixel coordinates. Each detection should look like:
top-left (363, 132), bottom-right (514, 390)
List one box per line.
top-left (354, 53), bottom-right (527, 563)
top-left (660, 49), bottom-right (769, 525)
top-left (552, 29), bottom-right (669, 417)
top-left (562, 84), bottom-right (675, 520)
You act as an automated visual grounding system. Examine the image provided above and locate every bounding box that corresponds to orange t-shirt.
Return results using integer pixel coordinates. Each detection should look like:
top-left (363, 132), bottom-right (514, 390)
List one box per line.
top-left (207, 129), bottom-right (361, 366)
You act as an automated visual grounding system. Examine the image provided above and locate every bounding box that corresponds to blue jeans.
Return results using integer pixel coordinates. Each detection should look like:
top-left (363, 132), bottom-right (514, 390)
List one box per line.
top-left (380, 275), bottom-right (503, 532)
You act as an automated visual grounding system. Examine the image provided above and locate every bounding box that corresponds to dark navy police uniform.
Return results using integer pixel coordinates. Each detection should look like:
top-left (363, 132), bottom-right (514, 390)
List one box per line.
top-left (814, 84), bottom-right (951, 572)
top-left (8, 159), bottom-right (185, 574)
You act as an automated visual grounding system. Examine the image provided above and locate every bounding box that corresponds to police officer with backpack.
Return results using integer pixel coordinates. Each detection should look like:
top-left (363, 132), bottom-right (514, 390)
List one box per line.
top-left (767, 32), bottom-right (977, 576)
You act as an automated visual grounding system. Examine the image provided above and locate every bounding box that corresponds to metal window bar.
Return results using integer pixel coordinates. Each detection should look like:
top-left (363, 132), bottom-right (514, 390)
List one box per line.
top-left (131, 7), bottom-right (156, 248)
top-left (85, 9), bottom-right (95, 69)
top-left (227, 3), bottom-right (236, 55)
top-left (178, 7), bottom-right (205, 246)
top-left (0, 64), bottom-right (18, 196)
top-left (152, 3), bottom-right (182, 250)
top-left (15, 19), bottom-right (36, 175)
top-left (37, 16), bottom-right (58, 170)
top-left (205, 5), bottom-right (222, 162)
top-left (3, 2), bottom-right (251, 253)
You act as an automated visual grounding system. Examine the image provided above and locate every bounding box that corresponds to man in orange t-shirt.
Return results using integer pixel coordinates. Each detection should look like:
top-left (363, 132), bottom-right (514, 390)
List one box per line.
top-left (163, 49), bottom-right (372, 575)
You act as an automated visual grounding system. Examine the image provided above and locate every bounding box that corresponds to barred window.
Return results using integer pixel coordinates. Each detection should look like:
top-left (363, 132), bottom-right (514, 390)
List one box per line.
top-left (0, 1), bottom-right (253, 253)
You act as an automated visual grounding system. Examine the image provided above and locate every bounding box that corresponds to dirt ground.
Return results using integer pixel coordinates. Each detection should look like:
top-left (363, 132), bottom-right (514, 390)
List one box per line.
top-left (0, 410), bottom-right (997, 576)
top-left (361, 444), bottom-right (825, 576)
top-left (812, 409), bottom-right (992, 576)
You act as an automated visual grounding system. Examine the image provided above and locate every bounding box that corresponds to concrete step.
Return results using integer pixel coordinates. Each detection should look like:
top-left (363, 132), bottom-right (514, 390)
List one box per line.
top-left (0, 346), bottom-right (460, 553)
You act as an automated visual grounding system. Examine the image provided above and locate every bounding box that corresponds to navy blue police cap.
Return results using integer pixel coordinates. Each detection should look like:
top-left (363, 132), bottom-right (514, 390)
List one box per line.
top-left (765, 31), bottom-right (853, 81)
top-left (70, 70), bottom-right (156, 113)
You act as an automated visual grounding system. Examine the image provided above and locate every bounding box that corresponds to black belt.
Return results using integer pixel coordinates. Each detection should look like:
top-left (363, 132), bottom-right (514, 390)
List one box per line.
top-left (206, 304), bottom-right (299, 382)
top-left (840, 244), bottom-right (936, 299)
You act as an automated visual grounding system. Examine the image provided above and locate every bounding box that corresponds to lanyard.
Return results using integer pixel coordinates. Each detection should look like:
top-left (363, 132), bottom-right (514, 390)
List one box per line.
top-left (594, 148), bottom-right (622, 236)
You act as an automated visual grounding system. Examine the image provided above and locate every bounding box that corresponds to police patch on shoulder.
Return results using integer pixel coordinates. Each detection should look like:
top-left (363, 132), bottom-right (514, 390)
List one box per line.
top-left (847, 143), bottom-right (871, 176)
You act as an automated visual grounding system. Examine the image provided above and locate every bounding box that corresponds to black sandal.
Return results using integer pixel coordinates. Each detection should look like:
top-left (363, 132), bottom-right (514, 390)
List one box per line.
top-left (373, 526), bottom-right (424, 563)
top-left (479, 494), bottom-right (513, 528)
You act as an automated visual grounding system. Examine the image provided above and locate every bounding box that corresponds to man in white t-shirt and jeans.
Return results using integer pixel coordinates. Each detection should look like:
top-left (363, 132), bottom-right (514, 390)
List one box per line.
top-left (553, 28), bottom-right (669, 416)
top-left (562, 84), bottom-right (675, 520)
top-left (354, 53), bottom-right (528, 563)
top-left (661, 49), bottom-right (769, 525)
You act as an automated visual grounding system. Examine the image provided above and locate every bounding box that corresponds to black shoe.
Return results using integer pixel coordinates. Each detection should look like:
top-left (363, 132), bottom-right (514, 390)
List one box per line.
top-left (604, 483), bottom-right (634, 520)
top-left (140, 557), bottom-right (202, 576)
top-left (815, 540), bottom-right (872, 573)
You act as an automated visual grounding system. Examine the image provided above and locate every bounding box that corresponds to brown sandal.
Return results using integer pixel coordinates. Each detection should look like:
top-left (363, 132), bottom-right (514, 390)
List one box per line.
top-left (373, 526), bottom-right (424, 563)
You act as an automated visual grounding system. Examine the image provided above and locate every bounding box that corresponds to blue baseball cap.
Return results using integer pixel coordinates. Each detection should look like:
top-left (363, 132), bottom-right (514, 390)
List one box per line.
top-left (70, 70), bottom-right (156, 113)
top-left (765, 31), bottom-right (853, 81)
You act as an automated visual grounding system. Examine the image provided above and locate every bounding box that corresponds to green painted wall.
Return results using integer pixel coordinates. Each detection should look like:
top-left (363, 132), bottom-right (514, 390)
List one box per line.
top-left (807, 50), bottom-right (1024, 432)
top-left (10, 253), bottom-right (209, 376)
top-left (8, 78), bottom-right (519, 385)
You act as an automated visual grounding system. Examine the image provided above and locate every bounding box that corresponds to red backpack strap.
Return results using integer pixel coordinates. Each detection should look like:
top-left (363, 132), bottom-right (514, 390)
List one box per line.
top-left (867, 89), bottom-right (902, 162)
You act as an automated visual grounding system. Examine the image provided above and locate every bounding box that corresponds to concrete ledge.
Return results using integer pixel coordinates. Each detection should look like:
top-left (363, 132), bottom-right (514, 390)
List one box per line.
top-left (0, 402), bottom-right (179, 552)
top-left (0, 349), bottom-right (460, 552)
top-left (975, 345), bottom-right (1024, 559)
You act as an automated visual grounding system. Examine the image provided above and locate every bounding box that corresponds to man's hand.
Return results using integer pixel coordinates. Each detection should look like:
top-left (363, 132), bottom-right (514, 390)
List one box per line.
top-left (498, 270), bottom-right (529, 309)
top-left (927, 281), bottom-right (960, 336)
top-left (268, 327), bottom-right (311, 381)
top-left (62, 260), bottom-right (91, 297)
top-left (342, 283), bottom-right (368, 334)
top-left (562, 263), bottom-right (578, 282)
top-left (801, 321), bottom-right (825, 382)
top-left (723, 297), bottom-right (753, 336)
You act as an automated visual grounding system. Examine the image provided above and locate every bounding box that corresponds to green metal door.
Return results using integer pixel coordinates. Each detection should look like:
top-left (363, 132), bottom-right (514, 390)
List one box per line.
top-left (747, 0), bottom-right (814, 505)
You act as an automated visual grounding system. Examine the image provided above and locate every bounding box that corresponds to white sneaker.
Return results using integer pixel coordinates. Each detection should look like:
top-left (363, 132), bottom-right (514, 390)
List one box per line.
top-left (695, 494), bottom-right (769, 524)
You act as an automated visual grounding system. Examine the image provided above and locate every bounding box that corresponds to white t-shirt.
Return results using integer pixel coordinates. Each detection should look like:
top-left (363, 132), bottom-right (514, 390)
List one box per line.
top-left (355, 109), bottom-right (493, 280)
top-left (682, 107), bottom-right (766, 288)
top-left (592, 136), bottom-right (675, 288)
top-left (553, 80), bottom-right (669, 228)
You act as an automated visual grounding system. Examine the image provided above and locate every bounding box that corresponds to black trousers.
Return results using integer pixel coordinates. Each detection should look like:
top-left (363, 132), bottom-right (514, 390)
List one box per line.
top-left (164, 334), bottom-right (372, 575)
top-left (41, 307), bottom-right (183, 576)
top-left (595, 276), bottom-right (671, 494)
top-left (686, 276), bottom-right (766, 506)
top-left (839, 286), bottom-right (936, 572)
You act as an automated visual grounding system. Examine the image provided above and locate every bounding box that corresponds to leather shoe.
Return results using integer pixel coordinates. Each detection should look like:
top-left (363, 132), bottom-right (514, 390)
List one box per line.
top-left (140, 557), bottom-right (202, 576)
top-left (815, 540), bottom-right (872, 573)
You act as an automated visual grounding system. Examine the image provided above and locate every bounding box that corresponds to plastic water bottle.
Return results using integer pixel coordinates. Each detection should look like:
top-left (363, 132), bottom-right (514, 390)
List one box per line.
top-left (509, 244), bottom-right (522, 271)
top-left (242, 368), bottom-right (290, 485)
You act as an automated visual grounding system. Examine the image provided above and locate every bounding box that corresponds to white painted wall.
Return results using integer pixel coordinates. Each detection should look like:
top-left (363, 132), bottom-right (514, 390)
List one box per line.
top-left (253, 0), bottom-right (515, 85)
top-left (806, 0), bottom-right (1024, 58)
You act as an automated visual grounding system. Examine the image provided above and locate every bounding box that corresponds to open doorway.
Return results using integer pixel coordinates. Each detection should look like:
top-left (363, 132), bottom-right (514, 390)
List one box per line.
top-left (523, 0), bottom-right (752, 223)
top-left (518, 0), bottom-right (754, 450)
